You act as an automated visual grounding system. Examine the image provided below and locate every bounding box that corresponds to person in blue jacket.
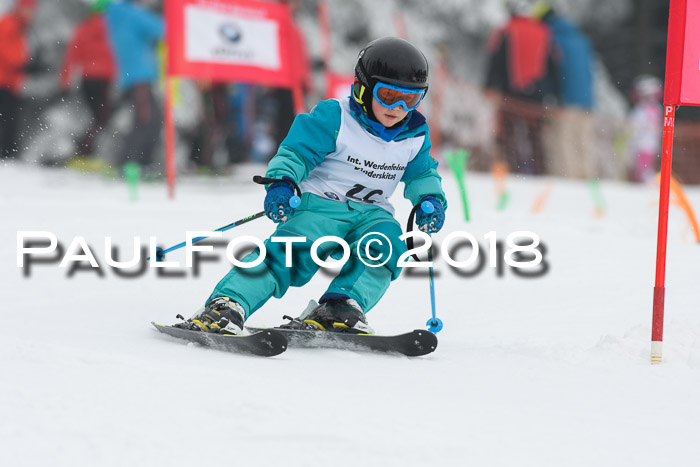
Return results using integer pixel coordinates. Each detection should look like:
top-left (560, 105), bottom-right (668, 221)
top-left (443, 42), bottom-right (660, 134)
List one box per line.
top-left (183, 37), bottom-right (447, 335)
top-left (104, 0), bottom-right (164, 168)
top-left (535, 2), bottom-right (597, 179)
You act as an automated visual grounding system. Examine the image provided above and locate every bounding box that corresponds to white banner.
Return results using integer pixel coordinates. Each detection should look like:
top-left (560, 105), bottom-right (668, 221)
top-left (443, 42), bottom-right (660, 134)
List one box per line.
top-left (184, 5), bottom-right (281, 70)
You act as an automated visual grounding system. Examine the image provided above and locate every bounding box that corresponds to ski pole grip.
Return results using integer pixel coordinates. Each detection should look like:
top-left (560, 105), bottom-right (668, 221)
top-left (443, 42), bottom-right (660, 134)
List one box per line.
top-left (253, 175), bottom-right (302, 208)
top-left (421, 200), bottom-right (435, 214)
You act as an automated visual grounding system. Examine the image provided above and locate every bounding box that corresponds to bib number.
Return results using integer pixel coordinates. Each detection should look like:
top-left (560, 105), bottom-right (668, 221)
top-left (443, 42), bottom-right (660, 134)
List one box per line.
top-left (345, 184), bottom-right (383, 204)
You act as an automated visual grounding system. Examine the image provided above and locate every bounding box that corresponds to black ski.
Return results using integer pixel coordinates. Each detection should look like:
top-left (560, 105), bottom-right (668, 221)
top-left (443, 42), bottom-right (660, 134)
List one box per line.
top-left (246, 326), bottom-right (438, 357)
top-left (151, 322), bottom-right (287, 357)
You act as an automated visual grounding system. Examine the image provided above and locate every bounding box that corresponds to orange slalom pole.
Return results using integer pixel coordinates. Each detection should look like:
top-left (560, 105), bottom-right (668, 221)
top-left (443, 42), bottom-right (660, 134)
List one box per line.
top-left (492, 161), bottom-right (508, 194)
top-left (492, 161), bottom-right (510, 211)
top-left (668, 175), bottom-right (700, 243)
top-left (530, 183), bottom-right (553, 214)
top-left (651, 105), bottom-right (676, 364)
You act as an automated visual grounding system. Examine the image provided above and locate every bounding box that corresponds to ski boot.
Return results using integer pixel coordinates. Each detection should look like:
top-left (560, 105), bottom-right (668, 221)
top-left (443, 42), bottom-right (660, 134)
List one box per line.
top-left (282, 297), bottom-right (374, 334)
top-left (178, 297), bottom-right (245, 335)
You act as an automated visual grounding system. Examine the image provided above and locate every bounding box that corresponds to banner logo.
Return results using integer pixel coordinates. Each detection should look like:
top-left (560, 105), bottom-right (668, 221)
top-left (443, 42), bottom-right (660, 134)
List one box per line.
top-left (219, 23), bottom-right (242, 43)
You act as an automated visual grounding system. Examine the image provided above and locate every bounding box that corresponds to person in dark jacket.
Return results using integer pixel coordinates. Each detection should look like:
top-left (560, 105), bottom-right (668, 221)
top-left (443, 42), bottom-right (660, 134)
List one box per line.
top-left (484, 0), bottom-right (556, 175)
top-left (0, 0), bottom-right (36, 159)
top-left (60, 0), bottom-right (115, 163)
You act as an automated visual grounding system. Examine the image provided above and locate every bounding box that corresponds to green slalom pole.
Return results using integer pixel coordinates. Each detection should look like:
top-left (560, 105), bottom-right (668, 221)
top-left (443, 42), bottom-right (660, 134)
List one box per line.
top-left (587, 179), bottom-right (606, 216)
top-left (445, 148), bottom-right (471, 222)
top-left (123, 162), bottom-right (140, 202)
top-left (496, 190), bottom-right (511, 211)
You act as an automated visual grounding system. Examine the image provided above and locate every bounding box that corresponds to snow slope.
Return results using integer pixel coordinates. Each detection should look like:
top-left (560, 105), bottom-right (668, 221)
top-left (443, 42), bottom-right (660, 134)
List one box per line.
top-left (2, 162), bottom-right (700, 467)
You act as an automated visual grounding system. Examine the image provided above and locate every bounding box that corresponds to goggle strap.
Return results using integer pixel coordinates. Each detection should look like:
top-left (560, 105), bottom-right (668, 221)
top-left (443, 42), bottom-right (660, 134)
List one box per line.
top-left (352, 82), bottom-right (369, 113)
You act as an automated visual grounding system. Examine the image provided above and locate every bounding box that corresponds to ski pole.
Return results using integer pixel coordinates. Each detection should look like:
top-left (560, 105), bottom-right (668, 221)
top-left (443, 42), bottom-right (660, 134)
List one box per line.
top-left (149, 211), bottom-right (267, 261)
top-left (426, 244), bottom-right (442, 332)
top-left (420, 201), bottom-right (443, 333)
top-left (150, 176), bottom-right (301, 261)
top-left (405, 200), bottom-right (444, 333)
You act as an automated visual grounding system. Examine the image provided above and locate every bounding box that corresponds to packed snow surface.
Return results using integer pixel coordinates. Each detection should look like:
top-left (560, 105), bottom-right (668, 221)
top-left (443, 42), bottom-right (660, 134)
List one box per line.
top-left (3, 163), bottom-right (700, 466)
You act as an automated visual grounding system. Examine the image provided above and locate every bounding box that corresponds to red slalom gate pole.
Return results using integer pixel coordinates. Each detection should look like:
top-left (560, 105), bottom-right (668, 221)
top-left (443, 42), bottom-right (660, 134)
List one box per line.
top-left (651, 105), bottom-right (676, 364)
top-left (318, 1), bottom-right (333, 99)
top-left (317, 1), bottom-right (331, 65)
top-left (292, 83), bottom-right (304, 115)
top-left (430, 45), bottom-right (447, 153)
top-left (164, 76), bottom-right (176, 200)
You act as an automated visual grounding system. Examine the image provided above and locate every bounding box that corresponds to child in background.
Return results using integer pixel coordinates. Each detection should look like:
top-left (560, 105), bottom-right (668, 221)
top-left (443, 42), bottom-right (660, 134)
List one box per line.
top-left (627, 75), bottom-right (663, 183)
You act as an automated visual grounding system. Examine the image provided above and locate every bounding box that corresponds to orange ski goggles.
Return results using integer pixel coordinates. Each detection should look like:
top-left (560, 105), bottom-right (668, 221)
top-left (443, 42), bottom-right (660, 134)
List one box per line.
top-left (373, 82), bottom-right (426, 111)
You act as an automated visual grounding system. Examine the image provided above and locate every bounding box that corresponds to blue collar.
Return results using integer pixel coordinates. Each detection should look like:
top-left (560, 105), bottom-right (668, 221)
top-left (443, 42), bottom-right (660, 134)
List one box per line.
top-left (348, 98), bottom-right (412, 142)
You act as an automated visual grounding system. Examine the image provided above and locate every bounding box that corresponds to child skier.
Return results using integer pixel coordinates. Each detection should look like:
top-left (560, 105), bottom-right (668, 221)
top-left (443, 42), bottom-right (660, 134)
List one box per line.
top-left (185, 37), bottom-right (447, 335)
top-left (627, 75), bottom-right (662, 183)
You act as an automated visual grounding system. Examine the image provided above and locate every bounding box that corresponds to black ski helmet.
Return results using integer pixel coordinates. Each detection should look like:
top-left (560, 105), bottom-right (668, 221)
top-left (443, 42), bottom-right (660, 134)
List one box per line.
top-left (352, 37), bottom-right (429, 120)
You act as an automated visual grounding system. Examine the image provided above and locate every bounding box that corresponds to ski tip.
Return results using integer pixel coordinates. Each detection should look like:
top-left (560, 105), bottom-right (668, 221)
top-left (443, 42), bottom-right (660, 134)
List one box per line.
top-left (152, 322), bottom-right (288, 357)
top-left (409, 329), bottom-right (438, 356)
top-left (250, 329), bottom-right (288, 356)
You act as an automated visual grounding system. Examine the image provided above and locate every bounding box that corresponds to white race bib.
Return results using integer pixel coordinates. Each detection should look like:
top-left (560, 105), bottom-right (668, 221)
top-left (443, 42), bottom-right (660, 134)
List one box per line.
top-left (300, 99), bottom-right (425, 214)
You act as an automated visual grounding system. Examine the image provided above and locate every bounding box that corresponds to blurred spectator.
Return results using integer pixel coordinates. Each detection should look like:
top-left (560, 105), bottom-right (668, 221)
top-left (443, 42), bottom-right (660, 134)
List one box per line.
top-left (59, 0), bottom-right (115, 164)
top-left (251, 87), bottom-right (282, 163)
top-left (537, 2), bottom-right (596, 179)
top-left (188, 81), bottom-right (230, 173)
top-left (226, 84), bottom-right (255, 164)
top-left (0, 0), bottom-right (36, 159)
top-left (484, 0), bottom-right (555, 174)
top-left (271, 0), bottom-right (311, 150)
top-left (104, 0), bottom-right (164, 169)
top-left (627, 75), bottom-right (662, 183)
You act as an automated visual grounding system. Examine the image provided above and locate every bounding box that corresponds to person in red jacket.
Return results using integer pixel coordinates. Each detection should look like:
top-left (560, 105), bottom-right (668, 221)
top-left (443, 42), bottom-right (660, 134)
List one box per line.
top-left (483, 0), bottom-right (556, 175)
top-left (0, 0), bottom-right (36, 159)
top-left (60, 0), bottom-right (115, 161)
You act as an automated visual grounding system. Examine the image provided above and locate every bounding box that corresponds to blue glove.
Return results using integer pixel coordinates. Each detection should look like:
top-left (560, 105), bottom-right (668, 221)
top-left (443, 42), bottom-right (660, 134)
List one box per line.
top-left (415, 196), bottom-right (445, 233)
top-left (264, 178), bottom-right (297, 223)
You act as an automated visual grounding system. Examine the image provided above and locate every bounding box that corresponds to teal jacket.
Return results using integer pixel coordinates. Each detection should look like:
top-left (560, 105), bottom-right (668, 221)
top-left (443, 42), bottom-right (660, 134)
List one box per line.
top-left (105, 1), bottom-right (164, 90)
top-left (265, 98), bottom-right (447, 210)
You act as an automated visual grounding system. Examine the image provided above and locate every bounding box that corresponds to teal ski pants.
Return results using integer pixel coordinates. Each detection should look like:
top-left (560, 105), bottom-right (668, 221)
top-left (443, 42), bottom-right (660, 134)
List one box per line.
top-left (208, 193), bottom-right (407, 318)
